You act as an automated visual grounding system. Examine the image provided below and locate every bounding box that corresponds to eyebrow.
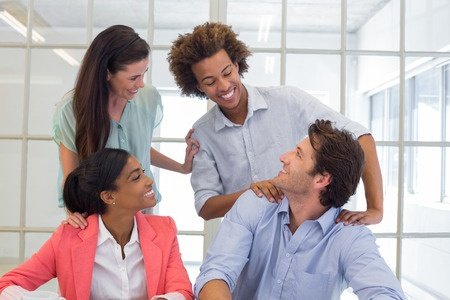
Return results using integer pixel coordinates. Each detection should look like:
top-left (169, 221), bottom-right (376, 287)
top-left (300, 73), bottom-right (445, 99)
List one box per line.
top-left (127, 167), bottom-right (142, 179)
top-left (129, 67), bottom-right (149, 78)
top-left (200, 64), bottom-right (232, 83)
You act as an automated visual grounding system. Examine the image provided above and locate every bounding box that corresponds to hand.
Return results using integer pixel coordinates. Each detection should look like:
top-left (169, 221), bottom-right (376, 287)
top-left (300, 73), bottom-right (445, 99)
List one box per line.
top-left (61, 212), bottom-right (88, 229)
top-left (250, 180), bottom-right (284, 203)
top-left (179, 128), bottom-right (200, 174)
top-left (335, 208), bottom-right (383, 225)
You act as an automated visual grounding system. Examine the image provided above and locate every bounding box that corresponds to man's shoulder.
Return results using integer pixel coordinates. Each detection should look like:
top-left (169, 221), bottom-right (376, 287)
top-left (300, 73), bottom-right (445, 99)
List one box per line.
top-left (192, 106), bottom-right (216, 129)
top-left (227, 190), bottom-right (278, 226)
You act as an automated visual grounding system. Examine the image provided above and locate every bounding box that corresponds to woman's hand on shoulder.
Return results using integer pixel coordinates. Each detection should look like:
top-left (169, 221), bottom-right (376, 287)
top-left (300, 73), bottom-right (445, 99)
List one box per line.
top-left (250, 180), bottom-right (284, 203)
top-left (61, 212), bottom-right (88, 229)
top-left (180, 128), bottom-right (200, 174)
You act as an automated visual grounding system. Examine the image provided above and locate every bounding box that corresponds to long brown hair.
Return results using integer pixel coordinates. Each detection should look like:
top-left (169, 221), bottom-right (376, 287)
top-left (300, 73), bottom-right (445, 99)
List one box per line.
top-left (73, 25), bottom-right (150, 160)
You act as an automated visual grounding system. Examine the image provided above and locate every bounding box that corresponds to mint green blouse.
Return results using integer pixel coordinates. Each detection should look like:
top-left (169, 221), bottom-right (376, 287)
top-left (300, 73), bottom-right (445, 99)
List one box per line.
top-left (53, 85), bottom-right (163, 207)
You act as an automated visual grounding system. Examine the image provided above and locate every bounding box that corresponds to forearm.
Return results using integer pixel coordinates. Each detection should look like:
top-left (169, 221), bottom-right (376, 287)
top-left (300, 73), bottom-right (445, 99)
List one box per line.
top-left (150, 147), bottom-right (184, 173)
top-left (358, 134), bottom-right (383, 213)
top-left (199, 190), bottom-right (246, 220)
top-left (198, 280), bottom-right (232, 300)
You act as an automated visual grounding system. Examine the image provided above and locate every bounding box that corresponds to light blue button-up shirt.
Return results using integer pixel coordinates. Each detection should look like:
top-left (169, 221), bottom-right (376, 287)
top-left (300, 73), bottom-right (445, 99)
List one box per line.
top-left (191, 84), bottom-right (369, 214)
top-left (195, 190), bottom-right (406, 299)
top-left (53, 85), bottom-right (163, 207)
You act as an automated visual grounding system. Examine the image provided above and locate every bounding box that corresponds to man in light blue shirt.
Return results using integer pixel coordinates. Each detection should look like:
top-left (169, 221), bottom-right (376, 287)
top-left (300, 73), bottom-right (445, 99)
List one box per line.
top-left (168, 22), bottom-right (383, 225)
top-left (195, 120), bottom-right (405, 300)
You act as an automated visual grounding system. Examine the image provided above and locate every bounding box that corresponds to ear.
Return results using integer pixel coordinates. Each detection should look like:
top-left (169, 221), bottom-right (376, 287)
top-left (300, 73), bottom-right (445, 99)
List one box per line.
top-left (100, 190), bottom-right (115, 205)
top-left (196, 83), bottom-right (204, 93)
top-left (106, 69), bottom-right (112, 81)
top-left (315, 172), bottom-right (331, 188)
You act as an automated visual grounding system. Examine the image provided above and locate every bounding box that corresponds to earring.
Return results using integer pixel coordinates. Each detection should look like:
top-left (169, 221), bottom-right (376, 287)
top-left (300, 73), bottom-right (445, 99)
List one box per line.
top-left (112, 201), bottom-right (116, 205)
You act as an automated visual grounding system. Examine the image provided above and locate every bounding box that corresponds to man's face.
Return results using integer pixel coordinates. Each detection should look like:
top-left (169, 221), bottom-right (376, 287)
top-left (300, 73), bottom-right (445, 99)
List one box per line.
top-left (191, 49), bottom-right (244, 113)
top-left (273, 137), bottom-right (317, 195)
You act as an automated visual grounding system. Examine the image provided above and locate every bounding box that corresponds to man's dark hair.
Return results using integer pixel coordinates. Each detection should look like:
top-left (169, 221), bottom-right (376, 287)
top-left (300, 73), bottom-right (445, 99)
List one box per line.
top-left (308, 120), bottom-right (365, 207)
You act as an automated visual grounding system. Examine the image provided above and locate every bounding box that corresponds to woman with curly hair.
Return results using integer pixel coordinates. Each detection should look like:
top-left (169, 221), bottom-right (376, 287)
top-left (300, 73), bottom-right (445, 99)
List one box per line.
top-left (167, 22), bottom-right (383, 225)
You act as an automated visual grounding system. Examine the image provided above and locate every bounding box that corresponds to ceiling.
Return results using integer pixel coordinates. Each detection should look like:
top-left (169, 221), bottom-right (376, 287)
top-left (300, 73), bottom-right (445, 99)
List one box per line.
top-left (0, 0), bottom-right (391, 33)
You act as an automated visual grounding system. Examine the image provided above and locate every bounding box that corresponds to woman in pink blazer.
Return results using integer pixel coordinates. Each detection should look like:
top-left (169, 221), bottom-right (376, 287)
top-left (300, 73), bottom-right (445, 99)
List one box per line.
top-left (0, 148), bottom-right (194, 300)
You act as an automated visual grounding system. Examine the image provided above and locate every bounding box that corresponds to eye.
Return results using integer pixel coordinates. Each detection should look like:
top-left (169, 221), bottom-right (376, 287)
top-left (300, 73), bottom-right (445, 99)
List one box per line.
top-left (205, 81), bottom-right (215, 87)
top-left (132, 169), bottom-right (145, 181)
top-left (224, 71), bottom-right (231, 77)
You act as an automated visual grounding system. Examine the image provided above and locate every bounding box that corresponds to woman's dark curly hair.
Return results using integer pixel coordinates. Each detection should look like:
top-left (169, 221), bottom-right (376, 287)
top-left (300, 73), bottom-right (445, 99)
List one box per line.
top-left (167, 22), bottom-right (252, 99)
top-left (308, 120), bottom-right (365, 208)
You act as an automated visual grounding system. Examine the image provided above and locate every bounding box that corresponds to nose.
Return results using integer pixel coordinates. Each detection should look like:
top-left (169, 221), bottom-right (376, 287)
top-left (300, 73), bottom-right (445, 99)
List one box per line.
top-left (217, 76), bottom-right (230, 91)
top-left (144, 173), bottom-right (153, 186)
top-left (137, 76), bottom-right (145, 88)
top-left (279, 150), bottom-right (291, 164)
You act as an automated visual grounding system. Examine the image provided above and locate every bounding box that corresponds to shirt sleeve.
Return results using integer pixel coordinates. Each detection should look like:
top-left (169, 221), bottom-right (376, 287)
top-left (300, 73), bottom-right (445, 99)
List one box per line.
top-left (194, 191), bottom-right (265, 297)
top-left (150, 291), bottom-right (186, 300)
top-left (342, 227), bottom-right (406, 299)
top-left (287, 86), bottom-right (370, 139)
top-left (52, 94), bottom-right (77, 153)
top-left (190, 134), bottom-right (224, 214)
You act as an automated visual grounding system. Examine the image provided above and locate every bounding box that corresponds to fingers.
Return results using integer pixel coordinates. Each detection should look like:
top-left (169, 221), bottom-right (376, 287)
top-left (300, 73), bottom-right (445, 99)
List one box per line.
top-left (250, 181), bottom-right (284, 203)
top-left (65, 212), bottom-right (88, 229)
top-left (336, 208), bottom-right (383, 226)
top-left (185, 128), bottom-right (194, 142)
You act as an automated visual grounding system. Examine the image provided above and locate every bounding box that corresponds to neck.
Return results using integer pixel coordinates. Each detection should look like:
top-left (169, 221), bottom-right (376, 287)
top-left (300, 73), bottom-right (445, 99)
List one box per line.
top-left (100, 211), bottom-right (135, 248)
top-left (285, 192), bottom-right (328, 234)
top-left (108, 94), bottom-right (128, 122)
top-left (222, 84), bottom-right (248, 125)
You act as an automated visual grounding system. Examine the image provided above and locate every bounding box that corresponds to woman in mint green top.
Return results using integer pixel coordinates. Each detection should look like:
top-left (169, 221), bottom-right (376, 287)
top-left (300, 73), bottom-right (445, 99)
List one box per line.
top-left (53, 25), bottom-right (198, 228)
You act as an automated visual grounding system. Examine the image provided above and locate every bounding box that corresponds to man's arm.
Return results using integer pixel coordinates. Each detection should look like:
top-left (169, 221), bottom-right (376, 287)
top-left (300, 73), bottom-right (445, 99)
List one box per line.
top-left (343, 227), bottom-right (406, 299)
top-left (198, 280), bottom-right (231, 300)
top-left (336, 134), bottom-right (383, 225)
top-left (194, 191), bottom-right (264, 297)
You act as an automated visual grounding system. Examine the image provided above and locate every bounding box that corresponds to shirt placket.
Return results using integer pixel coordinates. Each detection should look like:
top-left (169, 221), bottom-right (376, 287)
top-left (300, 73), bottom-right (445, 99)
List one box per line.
top-left (270, 222), bottom-right (294, 298)
top-left (112, 241), bottom-right (130, 299)
top-left (242, 124), bottom-right (258, 181)
top-left (117, 123), bottom-right (128, 150)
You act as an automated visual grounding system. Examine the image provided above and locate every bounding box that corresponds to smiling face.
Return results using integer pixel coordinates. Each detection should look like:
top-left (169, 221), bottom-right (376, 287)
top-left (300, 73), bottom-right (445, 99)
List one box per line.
top-left (192, 49), bottom-right (247, 118)
top-left (110, 156), bottom-right (156, 212)
top-left (107, 57), bottom-right (149, 101)
top-left (273, 137), bottom-right (318, 196)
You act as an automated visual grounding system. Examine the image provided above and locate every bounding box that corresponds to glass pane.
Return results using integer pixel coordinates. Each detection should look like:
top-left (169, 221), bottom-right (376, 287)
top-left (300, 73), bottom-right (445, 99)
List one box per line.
top-left (406, 67), bottom-right (442, 141)
top-left (0, 0), bottom-right (28, 43)
top-left (446, 148), bottom-right (450, 203)
top-left (405, 0), bottom-right (450, 52)
top-left (0, 140), bottom-right (21, 227)
top-left (29, 48), bottom-right (83, 135)
top-left (0, 48), bottom-right (25, 135)
top-left (26, 140), bottom-right (66, 227)
top-left (177, 235), bottom-right (203, 283)
top-left (445, 63), bottom-right (450, 142)
top-left (347, 0), bottom-right (399, 51)
top-left (93, 0), bottom-right (148, 38)
top-left (227, 0), bottom-right (282, 48)
top-left (245, 52), bottom-right (280, 87)
top-left (348, 146), bottom-right (398, 234)
top-left (402, 238), bottom-right (450, 299)
top-left (156, 90), bottom-right (207, 139)
top-left (151, 50), bottom-right (177, 88)
top-left (287, 0), bottom-right (340, 49)
top-left (33, 0), bottom-right (88, 44)
top-left (0, 233), bottom-right (20, 275)
top-left (153, 0), bottom-right (209, 46)
top-left (155, 142), bottom-right (203, 231)
top-left (347, 55), bottom-right (398, 129)
top-left (286, 54), bottom-right (340, 111)
top-left (403, 147), bottom-right (450, 232)
top-left (369, 91), bottom-right (385, 141)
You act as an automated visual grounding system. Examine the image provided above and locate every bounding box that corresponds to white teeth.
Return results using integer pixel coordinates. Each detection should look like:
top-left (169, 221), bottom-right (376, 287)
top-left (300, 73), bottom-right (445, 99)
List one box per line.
top-left (221, 89), bottom-right (234, 100)
top-left (144, 190), bottom-right (154, 197)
